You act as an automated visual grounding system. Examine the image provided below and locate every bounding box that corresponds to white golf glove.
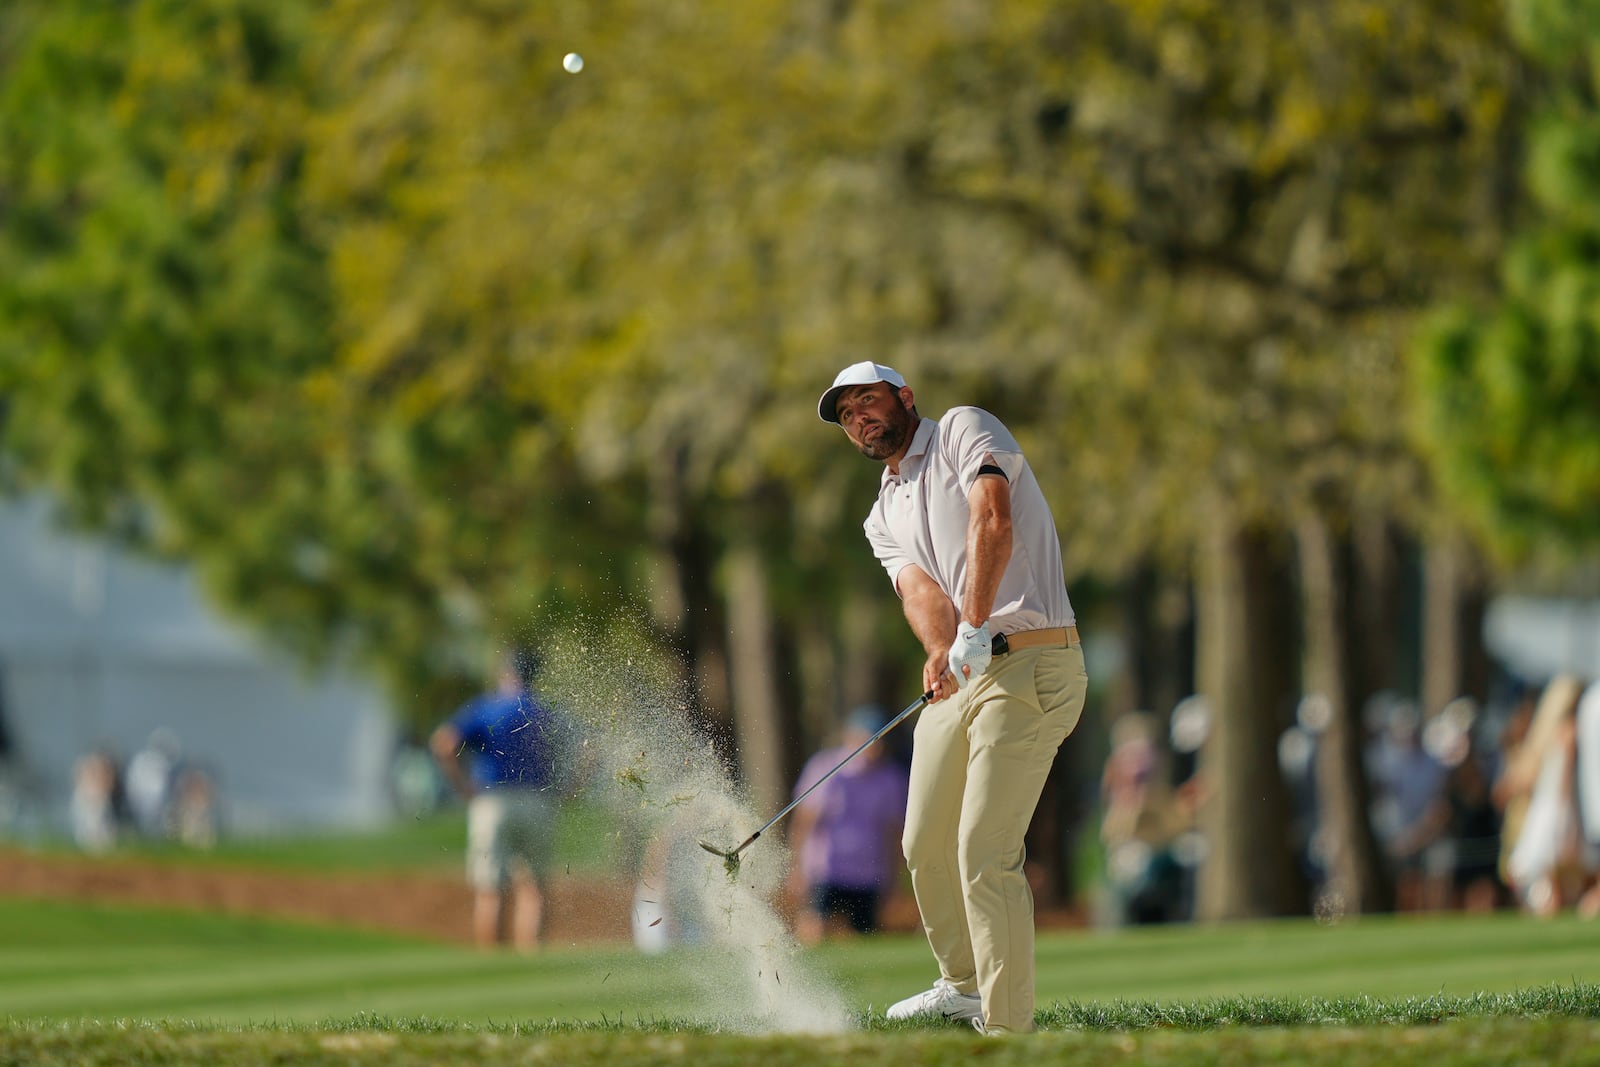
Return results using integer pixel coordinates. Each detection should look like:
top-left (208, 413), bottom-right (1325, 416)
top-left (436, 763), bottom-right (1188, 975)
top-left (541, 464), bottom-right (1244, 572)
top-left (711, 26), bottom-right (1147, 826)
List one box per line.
top-left (947, 620), bottom-right (994, 689)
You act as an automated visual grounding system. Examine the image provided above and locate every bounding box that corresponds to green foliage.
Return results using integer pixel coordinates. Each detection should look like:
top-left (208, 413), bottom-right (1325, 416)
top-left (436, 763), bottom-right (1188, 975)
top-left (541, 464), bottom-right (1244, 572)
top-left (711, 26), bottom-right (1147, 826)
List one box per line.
top-left (0, 0), bottom-right (339, 624)
top-left (1412, 0), bottom-right (1600, 565)
top-left (293, 0), bottom-right (1520, 593)
top-left (0, 0), bottom-right (636, 721)
top-left (0, 1), bottom-right (323, 521)
top-left (0, 0), bottom-right (1534, 727)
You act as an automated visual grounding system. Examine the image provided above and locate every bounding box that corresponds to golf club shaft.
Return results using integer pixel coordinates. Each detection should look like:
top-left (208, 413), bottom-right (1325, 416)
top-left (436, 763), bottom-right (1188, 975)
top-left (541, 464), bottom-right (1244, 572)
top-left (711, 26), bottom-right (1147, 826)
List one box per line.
top-left (729, 688), bottom-right (933, 857)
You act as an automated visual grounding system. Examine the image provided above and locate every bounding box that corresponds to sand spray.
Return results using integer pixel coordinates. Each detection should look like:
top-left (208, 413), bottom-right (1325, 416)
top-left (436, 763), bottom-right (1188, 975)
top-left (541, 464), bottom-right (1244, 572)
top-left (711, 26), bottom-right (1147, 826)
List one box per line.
top-left (534, 624), bottom-right (852, 1033)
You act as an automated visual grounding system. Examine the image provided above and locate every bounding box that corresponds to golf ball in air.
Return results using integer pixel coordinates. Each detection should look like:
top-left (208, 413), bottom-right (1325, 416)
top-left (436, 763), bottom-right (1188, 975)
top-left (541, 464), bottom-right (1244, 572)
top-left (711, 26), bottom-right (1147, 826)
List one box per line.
top-left (563, 52), bottom-right (584, 74)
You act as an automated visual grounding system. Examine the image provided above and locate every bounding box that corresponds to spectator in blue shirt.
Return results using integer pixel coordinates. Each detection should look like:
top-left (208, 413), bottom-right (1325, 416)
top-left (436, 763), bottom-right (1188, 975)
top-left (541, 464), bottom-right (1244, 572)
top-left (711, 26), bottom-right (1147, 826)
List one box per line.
top-left (430, 647), bottom-right (568, 951)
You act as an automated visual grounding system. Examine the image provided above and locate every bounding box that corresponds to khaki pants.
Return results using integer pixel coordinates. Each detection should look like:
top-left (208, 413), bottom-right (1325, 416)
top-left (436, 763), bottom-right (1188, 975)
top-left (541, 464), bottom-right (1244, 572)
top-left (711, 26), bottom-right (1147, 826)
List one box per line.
top-left (902, 644), bottom-right (1087, 1034)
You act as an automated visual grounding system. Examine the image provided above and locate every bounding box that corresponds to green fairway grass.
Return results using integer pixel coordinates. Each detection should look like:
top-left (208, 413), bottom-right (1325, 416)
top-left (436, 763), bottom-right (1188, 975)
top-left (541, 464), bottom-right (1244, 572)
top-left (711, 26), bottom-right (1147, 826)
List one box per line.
top-left (6, 897), bottom-right (1600, 1064)
top-left (4, 896), bottom-right (1600, 1023)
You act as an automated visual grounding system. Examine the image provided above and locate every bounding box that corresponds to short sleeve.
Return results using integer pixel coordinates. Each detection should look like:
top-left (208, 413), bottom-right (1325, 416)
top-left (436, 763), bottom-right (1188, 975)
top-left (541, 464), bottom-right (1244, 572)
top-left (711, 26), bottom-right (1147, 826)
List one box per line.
top-left (864, 506), bottom-right (913, 597)
top-left (940, 407), bottom-right (1023, 494)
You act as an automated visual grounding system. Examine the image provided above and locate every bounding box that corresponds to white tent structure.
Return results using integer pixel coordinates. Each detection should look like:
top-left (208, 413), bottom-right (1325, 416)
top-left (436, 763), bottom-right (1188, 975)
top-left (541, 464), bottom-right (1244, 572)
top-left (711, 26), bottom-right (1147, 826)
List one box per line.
top-left (0, 493), bottom-right (399, 838)
top-left (1484, 595), bottom-right (1600, 683)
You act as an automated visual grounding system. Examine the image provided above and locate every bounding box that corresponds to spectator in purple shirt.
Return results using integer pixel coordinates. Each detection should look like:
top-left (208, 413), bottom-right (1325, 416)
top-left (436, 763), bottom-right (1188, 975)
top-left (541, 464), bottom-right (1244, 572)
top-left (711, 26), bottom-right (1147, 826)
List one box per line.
top-left (787, 705), bottom-right (911, 943)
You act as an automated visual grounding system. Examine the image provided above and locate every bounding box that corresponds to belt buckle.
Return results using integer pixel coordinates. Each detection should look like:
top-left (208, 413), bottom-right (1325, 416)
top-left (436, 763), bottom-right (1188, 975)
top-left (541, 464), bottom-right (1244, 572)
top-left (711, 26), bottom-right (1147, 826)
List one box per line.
top-left (990, 632), bottom-right (1010, 657)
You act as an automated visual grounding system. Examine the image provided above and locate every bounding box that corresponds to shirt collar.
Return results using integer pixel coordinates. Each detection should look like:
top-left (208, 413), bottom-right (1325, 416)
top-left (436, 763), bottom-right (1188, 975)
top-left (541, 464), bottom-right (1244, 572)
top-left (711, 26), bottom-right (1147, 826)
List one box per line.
top-left (881, 417), bottom-right (934, 488)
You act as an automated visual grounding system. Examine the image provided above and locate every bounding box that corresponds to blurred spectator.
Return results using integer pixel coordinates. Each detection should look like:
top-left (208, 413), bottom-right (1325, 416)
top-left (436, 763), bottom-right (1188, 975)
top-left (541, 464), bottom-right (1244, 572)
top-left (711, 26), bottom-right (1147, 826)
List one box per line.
top-left (785, 705), bottom-right (910, 944)
top-left (125, 728), bottom-right (182, 840)
top-left (1577, 681), bottom-right (1600, 918)
top-left (1385, 700), bottom-right (1503, 913)
top-left (171, 764), bottom-right (222, 850)
top-left (632, 808), bottom-right (710, 954)
top-left (1168, 695), bottom-right (1211, 786)
top-left (1100, 709), bottom-right (1202, 925)
top-left (1166, 695), bottom-right (1211, 918)
top-left (431, 647), bottom-right (572, 951)
top-left (1492, 686), bottom-right (1540, 887)
top-left (1499, 675), bottom-right (1585, 916)
top-left (0, 667), bottom-right (19, 835)
top-left (1280, 695), bottom-right (1330, 886)
top-left (1368, 700), bottom-right (1448, 912)
top-left (1440, 729), bottom-right (1504, 913)
top-left (69, 747), bottom-right (124, 853)
top-left (0, 664), bottom-right (13, 767)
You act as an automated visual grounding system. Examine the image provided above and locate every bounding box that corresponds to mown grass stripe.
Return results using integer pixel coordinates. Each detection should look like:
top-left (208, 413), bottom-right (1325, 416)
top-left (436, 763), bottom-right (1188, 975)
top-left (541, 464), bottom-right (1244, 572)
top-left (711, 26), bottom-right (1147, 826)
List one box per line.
top-left (7, 898), bottom-right (1600, 1029)
top-left (0, 947), bottom-right (643, 1017)
top-left (38, 953), bottom-right (695, 1025)
top-left (1030, 944), bottom-right (1600, 999)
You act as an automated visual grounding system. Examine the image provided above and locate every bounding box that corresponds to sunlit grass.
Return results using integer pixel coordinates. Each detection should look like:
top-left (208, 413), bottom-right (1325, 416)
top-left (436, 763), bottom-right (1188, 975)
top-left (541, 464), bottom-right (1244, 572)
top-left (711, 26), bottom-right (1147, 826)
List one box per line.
top-left (6, 897), bottom-right (1600, 1064)
top-left (5, 897), bottom-right (1600, 1022)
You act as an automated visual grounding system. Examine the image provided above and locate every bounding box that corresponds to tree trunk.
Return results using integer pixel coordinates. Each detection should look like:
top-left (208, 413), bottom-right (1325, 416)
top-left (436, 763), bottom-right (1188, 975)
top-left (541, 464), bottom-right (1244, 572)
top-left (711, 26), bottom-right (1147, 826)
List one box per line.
top-left (1027, 753), bottom-right (1069, 909)
top-left (837, 588), bottom-right (893, 716)
top-left (723, 543), bottom-right (788, 816)
top-left (1351, 514), bottom-right (1404, 701)
top-left (1296, 510), bottom-right (1392, 915)
top-left (1194, 517), bottom-right (1306, 920)
top-left (1121, 562), bottom-right (1196, 721)
top-left (1421, 536), bottom-right (1490, 719)
top-left (793, 617), bottom-right (838, 756)
top-left (645, 451), bottom-right (735, 758)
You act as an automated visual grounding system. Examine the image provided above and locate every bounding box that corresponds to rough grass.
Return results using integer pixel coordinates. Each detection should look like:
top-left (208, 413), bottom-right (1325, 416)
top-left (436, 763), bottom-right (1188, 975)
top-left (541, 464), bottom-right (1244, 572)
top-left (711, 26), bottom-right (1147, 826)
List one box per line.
top-left (5, 1014), bottom-right (1600, 1067)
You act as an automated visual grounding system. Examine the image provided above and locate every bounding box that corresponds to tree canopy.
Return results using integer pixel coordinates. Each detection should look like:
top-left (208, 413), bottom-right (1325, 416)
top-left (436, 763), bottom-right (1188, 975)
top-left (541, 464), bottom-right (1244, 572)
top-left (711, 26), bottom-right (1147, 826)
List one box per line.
top-left (1412, 0), bottom-right (1600, 567)
top-left (0, 0), bottom-right (1542, 741)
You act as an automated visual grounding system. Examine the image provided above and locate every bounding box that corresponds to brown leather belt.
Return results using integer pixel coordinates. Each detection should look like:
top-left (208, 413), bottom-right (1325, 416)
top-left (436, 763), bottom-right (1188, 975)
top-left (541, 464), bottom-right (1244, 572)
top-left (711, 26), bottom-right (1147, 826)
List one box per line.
top-left (991, 625), bottom-right (1080, 656)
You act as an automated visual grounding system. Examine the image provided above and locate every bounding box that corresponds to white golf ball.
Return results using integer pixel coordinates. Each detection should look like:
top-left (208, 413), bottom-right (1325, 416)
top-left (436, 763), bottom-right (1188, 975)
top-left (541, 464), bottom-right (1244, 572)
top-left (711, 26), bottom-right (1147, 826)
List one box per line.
top-left (562, 52), bottom-right (584, 74)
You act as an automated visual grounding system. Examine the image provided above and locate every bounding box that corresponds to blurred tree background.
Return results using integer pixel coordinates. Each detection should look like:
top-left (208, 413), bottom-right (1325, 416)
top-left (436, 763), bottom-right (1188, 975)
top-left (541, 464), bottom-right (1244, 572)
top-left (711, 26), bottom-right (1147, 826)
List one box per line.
top-left (0, 0), bottom-right (1593, 919)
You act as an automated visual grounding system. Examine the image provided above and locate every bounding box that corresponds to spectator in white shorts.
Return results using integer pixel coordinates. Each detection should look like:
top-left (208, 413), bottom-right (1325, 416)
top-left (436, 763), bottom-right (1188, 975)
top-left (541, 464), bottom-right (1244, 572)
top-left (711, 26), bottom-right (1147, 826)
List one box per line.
top-left (431, 648), bottom-right (570, 951)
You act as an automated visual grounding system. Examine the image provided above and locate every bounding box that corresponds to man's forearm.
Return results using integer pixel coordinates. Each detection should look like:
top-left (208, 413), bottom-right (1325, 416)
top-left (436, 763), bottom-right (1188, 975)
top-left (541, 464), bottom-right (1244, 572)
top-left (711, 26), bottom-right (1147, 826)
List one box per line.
top-left (429, 728), bottom-right (474, 799)
top-left (961, 479), bottom-right (1013, 625)
top-left (903, 581), bottom-right (960, 657)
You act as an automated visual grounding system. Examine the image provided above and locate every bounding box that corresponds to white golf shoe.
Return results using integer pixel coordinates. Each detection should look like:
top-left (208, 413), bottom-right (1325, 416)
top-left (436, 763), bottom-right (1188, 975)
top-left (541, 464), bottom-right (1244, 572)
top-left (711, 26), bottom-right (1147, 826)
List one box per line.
top-left (885, 978), bottom-right (982, 1023)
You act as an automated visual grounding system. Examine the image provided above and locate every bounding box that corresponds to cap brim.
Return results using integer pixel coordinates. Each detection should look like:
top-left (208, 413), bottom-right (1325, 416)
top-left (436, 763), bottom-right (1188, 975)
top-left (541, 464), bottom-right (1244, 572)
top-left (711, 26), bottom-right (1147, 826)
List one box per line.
top-left (818, 385), bottom-right (850, 424)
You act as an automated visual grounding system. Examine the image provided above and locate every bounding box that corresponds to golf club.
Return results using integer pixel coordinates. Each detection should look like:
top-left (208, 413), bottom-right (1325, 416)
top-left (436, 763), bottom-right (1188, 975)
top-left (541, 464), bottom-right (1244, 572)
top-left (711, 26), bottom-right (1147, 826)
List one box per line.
top-left (699, 688), bottom-right (934, 876)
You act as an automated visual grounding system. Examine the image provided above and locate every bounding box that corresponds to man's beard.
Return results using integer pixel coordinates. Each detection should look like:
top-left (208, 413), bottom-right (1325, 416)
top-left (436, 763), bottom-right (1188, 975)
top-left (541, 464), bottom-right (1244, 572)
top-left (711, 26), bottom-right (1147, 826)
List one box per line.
top-left (855, 404), bottom-right (913, 461)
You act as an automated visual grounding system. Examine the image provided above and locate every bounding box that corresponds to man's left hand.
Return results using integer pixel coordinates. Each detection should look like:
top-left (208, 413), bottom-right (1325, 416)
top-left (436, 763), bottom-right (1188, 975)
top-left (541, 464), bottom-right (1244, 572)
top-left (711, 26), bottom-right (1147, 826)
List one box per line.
top-left (947, 620), bottom-right (993, 689)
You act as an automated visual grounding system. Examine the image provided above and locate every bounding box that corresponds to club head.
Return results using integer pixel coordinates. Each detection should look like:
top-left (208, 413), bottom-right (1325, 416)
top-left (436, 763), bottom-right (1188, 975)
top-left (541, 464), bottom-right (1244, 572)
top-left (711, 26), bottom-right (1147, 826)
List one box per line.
top-left (698, 839), bottom-right (741, 879)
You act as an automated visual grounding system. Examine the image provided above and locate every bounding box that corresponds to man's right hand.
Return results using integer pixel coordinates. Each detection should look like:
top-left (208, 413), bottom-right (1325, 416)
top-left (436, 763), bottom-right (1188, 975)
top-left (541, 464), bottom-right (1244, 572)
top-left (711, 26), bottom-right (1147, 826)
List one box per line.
top-left (922, 650), bottom-right (958, 702)
top-left (899, 564), bottom-right (962, 702)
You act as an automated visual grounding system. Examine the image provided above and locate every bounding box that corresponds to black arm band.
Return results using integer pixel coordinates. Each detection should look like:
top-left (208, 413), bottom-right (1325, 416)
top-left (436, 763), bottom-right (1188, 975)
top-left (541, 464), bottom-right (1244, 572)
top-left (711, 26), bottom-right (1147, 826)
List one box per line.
top-left (976, 463), bottom-right (1008, 481)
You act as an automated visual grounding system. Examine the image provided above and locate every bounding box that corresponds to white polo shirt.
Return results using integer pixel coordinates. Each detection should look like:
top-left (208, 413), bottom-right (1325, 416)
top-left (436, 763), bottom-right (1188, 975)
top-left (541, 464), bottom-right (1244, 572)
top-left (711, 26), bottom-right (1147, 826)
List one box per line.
top-left (863, 407), bottom-right (1075, 633)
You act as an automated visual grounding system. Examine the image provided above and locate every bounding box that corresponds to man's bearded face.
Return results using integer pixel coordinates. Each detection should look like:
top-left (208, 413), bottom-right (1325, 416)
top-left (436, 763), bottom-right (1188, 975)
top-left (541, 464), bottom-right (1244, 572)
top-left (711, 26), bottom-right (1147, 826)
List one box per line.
top-left (838, 384), bottom-right (914, 461)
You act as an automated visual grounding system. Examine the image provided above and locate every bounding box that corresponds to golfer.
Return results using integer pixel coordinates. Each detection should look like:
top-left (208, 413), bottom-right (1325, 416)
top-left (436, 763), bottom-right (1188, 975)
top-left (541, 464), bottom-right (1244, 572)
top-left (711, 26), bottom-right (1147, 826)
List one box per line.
top-left (819, 361), bottom-right (1088, 1035)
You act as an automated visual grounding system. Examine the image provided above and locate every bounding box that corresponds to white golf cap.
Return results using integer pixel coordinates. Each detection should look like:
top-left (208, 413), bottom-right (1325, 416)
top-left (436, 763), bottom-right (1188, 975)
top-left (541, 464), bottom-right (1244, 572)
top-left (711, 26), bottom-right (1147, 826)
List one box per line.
top-left (817, 361), bottom-right (907, 424)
